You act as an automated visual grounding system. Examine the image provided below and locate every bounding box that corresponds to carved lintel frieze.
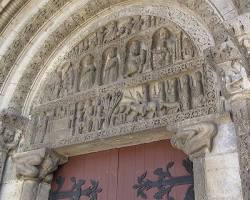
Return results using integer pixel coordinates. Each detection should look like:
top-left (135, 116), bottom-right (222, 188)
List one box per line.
top-left (12, 148), bottom-right (68, 183)
top-left (170, 122), bottom-right (217, 160)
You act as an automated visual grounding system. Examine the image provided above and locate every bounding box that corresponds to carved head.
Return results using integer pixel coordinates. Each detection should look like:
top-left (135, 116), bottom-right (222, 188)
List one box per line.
top-left (3, 129), bottom-right (15, 144)
top-left (182, 75), bottom-right (190, 85)
top-left (82, 55), bottom-right (94, 66)
top-left (130, 40), bottom-right (140, 55)
top-left (159, 28), bottom-right (170, 40)
top-left (109, 21), bottom-right (117, 29)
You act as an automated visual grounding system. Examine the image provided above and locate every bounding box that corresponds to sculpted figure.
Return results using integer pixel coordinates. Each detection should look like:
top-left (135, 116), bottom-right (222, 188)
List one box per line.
top-left (0, 124), bottom-right (19, 151)
top-left (111, 104), bottom-right (127, 126)
top-left (76, 102), bottom-right (86, 135)
top-left (97, 27), bottom-right (106, 45)
top-left (159, 79), bottom-right (180, 115)
top-left (179, 75), bottom-right (191, 111)
top-left (43, 70), bottom-right (62, 102)
top-left (152, 28), bottom-right (172, 69)
top-left (93, 99), bottom-right (104, 130)
top-left (191, 71), bottom-right (205, 108)
top-left (35, 112), bottom-right (48, 144)
top-left (104, 21), bottom-right (118, 43)
top-left (126, 40), bottom-right (146, 77)
top-left (132, 15), bottom-right (143, 33)
top-left (84, 100), bottom-right (95, 132)
top-left (220, 60), bottom-right (249, 94)
top-left (60, 62), bottom-right (75, 97)
top-left (182, 37), bottom-right (195, 60)
top-left (142, 16), bottom-right (152, 29)
top-left (118, 17), bottom-right (134, 37)
top-left (79, 55), bottom-right (96, 91)
top-left (103, 47), bottom-right (119, 84)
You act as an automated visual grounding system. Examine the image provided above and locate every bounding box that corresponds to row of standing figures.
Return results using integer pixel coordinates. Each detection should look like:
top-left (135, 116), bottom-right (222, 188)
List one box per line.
top-left (35, 71), bottom-right (206, 143)
top-left (74, 72), bottom-right (205, 133)
top-left (43, 28), bottom-right (195, 103)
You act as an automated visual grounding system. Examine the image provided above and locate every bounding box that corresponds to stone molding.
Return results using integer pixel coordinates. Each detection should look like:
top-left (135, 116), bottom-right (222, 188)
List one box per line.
top-left (171, 122), bottom-right (217, 159)
top-left (12, 148), bottom-right (67, 183)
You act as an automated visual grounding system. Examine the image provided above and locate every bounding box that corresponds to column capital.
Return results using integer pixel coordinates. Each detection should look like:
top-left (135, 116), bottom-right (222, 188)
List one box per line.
top-left (171, 122), bottom-right (217, 160)
top-left (12, 148), bottom-right (68, 183)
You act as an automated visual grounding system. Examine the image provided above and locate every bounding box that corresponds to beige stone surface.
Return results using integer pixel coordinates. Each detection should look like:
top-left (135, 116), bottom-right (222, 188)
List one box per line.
top-left (0, 0), bottom-right (250, 199)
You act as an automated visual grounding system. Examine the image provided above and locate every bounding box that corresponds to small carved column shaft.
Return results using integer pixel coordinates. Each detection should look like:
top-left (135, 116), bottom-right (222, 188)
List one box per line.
top-left (171, 122), bottom-right (217, 200)
top-left (230, 97), bottom-right (250, 200)
top-left (13, 148), bottom-right (67, 200)
top-left (0, 151), bottom-right (7, 183)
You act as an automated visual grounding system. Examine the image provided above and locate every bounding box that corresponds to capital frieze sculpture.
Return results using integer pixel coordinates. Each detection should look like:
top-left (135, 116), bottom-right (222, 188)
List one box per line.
top-left (170, 122), bottom-right (217, 159)
top-left (13, 148), bottom-right (68, 183)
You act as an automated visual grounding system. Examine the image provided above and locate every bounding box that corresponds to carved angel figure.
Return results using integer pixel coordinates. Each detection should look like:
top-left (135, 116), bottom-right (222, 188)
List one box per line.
top-left (152, 28), bottom-right (172, 69)
top-left (103, 47), bottom-right (119, 84)
top-left (126, 40), bottom-right (146, 77)
top-left (79, 55), bottom-right (96, 91)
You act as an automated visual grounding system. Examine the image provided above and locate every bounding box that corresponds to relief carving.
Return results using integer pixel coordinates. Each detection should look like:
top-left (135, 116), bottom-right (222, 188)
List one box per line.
top-left (125, 40), bottom-right (147, 77)
top-left (220, 59), bottom-right (250, 96)
top-left (79, 54), bottom-right (96, 91)
top-left (152, 28), bottom-right (173, 69)
top-left (102, 47), bottom-right (120, 84)
top-left (39, 16), bottom-right (199, 105)
top-left (28, 16), bottom-right (218, 150)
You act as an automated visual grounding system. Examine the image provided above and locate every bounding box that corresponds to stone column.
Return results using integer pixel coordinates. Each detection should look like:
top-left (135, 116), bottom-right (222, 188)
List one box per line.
top-left (12, 148), bottom-right (67, 200)
top-left (171, 121), bottom-right (243, 200)
top-left (230, 94), bottom-right (250, 200)
top-left (171, 122), bottom-right (217, 200)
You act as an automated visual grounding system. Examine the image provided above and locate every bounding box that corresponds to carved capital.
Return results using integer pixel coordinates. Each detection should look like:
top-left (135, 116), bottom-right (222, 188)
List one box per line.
top-left (171, 122), bottom-right (217, 159)
top-left (13, 148), bottom-right (68, 183)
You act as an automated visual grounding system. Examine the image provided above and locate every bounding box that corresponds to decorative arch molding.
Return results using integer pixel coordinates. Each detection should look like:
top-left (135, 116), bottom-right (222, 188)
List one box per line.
top-left (0, 0), bottom-right (241, 115)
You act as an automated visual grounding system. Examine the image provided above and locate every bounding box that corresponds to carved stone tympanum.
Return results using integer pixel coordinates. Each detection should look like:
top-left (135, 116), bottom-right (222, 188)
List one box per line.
top-left (25, 15), bottom-right (218, 152)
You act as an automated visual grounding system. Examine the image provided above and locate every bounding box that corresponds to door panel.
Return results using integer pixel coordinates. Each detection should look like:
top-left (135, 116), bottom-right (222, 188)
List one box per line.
top-left (50, 140), bottom-right (194, 200)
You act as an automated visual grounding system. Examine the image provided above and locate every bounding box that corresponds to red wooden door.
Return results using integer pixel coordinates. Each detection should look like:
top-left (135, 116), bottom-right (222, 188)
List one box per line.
top-left (50, 140), bottom-right (194, 200)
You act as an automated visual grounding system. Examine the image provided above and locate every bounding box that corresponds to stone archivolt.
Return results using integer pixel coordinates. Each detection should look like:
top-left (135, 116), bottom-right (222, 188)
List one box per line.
top-left (25, 16), bottom-right (219, 150)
